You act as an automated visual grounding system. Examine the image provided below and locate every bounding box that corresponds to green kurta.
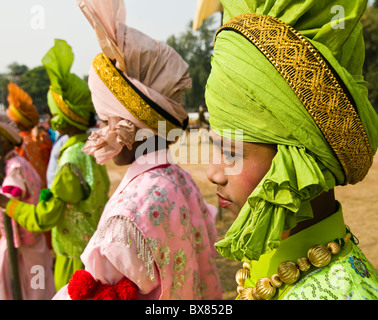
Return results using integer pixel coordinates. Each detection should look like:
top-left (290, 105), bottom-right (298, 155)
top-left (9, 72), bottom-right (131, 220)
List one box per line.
top-left (242, 202), bottom-right (378, 299)
top-left (5, 133), bottom-right (110, 290)
top-left (206, 0), bottom-right (378, 264)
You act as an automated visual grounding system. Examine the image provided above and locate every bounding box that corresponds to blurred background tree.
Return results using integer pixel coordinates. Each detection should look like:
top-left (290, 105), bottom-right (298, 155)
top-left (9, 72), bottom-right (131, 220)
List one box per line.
top-left (0, 62), bottom-right (28, 110)
top-left (0, 63), bottom-right (50, 114)
top-left (361, 0), bottom-right (378, 112)
top-left (166, 16), bottom-right (219, 112)
top-left (20, 66), bottom-right (50, 114)
top-left (168, 5), bottom-right (378, 113)
top-left (0, 4), bottom-right (376, 115)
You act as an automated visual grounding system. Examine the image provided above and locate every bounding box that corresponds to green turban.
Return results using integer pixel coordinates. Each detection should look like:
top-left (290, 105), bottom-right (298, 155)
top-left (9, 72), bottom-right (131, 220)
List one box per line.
top-left (205, 0), bottom-right (378, 262)
top-left (42, 39), bottom-right (94, 131)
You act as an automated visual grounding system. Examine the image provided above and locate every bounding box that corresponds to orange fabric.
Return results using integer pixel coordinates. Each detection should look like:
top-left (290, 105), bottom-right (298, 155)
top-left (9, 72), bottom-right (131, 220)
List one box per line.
top-left (16, 131), bottom-right (47, 188)
top-left (7, 83), bottom-right (40, 129)
top-left (5, 199), bottom-right (20, 219)
top-left (32, 128), bottom-right (52, 165)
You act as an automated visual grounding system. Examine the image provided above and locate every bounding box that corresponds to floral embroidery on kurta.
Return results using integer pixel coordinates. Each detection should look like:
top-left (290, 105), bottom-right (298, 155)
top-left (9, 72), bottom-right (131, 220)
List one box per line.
top-left (91, 151), bottom-right (222, 299)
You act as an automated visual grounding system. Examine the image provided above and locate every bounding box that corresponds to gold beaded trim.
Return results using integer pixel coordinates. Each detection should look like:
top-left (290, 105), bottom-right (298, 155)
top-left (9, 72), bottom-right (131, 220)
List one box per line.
top-left (92, 53), bottom-right (180, 133)
top-left (217, 14), bottom-right (373, 185)
top-left (50, 86), bottom-right (89, 126)
top-left (235, 233), bottom-right (352, 300)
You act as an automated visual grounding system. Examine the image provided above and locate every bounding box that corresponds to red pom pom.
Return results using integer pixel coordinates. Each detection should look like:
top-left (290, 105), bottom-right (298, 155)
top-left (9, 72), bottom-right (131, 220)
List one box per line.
top-left (2, 186), bottom-right (22, 197)
top-left (93, 284), bottom-right (118, 300)
top-left (68, 272), bottom-right (138, 300)
top-left (68, 270), bottom-right (99, 300)
top-left (115, 277), bottom-right (138, 300)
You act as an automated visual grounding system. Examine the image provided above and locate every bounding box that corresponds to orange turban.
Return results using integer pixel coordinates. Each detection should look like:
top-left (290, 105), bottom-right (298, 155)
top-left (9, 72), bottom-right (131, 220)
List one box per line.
top-left (7, 83), bottom-right (40, 130)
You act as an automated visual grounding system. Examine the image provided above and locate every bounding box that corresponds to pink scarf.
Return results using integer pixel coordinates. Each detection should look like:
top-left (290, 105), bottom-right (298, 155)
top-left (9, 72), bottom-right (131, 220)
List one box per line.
top-left (82, 116), bottom-right (136, 165)
top-left (77, 0), bottom-right (191, 164)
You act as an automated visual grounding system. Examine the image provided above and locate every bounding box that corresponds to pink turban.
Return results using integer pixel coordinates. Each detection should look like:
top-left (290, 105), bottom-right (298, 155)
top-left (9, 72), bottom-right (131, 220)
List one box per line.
top-left (77, 0), bottom-right (192, 164)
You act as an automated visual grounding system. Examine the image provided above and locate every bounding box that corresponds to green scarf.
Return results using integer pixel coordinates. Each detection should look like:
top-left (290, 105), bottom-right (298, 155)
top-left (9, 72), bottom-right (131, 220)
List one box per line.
top-left (42, 39), bottom-right (94, 131)
top-left (206, 0), bottom-right (378, 262)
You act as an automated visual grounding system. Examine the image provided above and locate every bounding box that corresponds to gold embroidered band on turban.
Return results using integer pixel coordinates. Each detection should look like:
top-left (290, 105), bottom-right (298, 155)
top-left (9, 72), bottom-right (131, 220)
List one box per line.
top-left (50, 86), bottom-right (89, 127)
top-left (217, 13), bottom-right (374, 185)
top-left (92, 53), bottom-right (185, 134)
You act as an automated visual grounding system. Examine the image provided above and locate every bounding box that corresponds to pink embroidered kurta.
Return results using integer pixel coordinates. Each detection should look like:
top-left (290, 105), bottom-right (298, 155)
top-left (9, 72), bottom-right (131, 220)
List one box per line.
top-left (55, 150), bottom-right (222, 300)
top-left (0, 150), bottom-right (55, 300)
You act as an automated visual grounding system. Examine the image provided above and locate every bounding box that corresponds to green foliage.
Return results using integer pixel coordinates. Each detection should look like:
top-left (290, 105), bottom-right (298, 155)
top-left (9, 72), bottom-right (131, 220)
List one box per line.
top-left (0, 75), bottom-right (10, 108)
top-left (166, 17), bottom-right (219, 112)
top-left (6, 62), bottom-right (28, 79)
top-left (361, 6), bottom-right (378, 111)
top-left (0, 62), bottom-right (29, 109)
top-left (166, 11), bottom-right (377, 114)
top-left (20, 66), bottom-right (50, 114)
top-left (0, 9), bottom-right (375, 115)
top-left (0, 63), bottom-right (50, 114)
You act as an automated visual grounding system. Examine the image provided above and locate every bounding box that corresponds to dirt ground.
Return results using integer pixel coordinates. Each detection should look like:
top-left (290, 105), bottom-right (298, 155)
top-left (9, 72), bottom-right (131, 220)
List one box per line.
top-left (105, 133), bottom-right (378, 300)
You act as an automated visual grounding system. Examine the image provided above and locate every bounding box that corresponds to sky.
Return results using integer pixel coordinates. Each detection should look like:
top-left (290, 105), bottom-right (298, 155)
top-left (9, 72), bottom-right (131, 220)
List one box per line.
top-left (0, 0), bottom-right (374, 78)
top-left (0, 0), bottom-right (213, 77)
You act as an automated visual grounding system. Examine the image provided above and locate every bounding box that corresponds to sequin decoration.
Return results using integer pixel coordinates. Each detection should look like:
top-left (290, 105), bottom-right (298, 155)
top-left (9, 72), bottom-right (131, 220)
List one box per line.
top-left (348, 255), bottom-right (370, 279)
top-left (96, 215), bottom-right (155, 281)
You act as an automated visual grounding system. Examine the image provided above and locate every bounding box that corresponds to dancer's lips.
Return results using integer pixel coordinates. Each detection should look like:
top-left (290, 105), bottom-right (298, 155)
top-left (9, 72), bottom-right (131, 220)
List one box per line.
top-left (216, 192), bottom-right (233, 208)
